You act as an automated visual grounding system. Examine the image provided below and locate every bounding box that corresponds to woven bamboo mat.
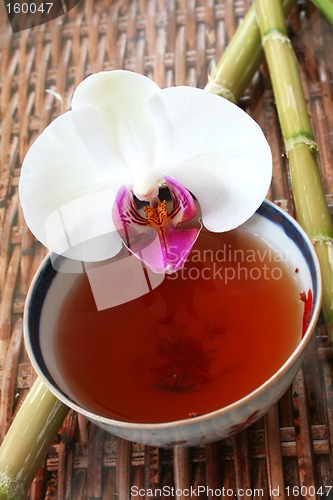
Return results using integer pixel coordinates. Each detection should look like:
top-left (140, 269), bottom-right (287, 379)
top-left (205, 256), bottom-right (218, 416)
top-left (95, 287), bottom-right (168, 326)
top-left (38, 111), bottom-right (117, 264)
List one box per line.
top-left (1, 0), bottom-right (333, 498)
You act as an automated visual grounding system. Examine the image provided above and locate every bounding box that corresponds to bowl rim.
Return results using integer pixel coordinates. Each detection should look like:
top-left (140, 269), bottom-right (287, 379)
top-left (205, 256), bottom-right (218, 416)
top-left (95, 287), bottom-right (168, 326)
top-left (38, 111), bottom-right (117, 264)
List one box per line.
top-left (23, 199), bottom-right (323, 431)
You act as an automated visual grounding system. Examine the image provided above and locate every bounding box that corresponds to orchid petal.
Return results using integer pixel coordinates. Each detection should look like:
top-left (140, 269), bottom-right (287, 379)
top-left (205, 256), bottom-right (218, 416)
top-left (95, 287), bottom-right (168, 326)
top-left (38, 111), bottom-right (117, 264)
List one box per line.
top-left (148, 86), bottom-right (272, 232)
top-left (72, 71), bottom-right (162, 181)
top-left (19, 107), bottom-right (126, 261)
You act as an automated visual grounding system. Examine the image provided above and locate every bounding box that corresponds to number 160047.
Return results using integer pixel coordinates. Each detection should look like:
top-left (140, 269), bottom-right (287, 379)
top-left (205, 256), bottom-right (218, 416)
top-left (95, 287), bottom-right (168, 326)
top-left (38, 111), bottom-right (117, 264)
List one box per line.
top-left (6, 3), bottom-right (54, 14)
top-left (285, 485), bottom-right (332, 497)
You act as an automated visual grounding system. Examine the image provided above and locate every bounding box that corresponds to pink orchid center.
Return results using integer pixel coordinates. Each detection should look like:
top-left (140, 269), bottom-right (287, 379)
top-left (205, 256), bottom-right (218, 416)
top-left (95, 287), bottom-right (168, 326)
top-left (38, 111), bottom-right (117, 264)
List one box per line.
top-left (112, 176), bottom-right (201, 274)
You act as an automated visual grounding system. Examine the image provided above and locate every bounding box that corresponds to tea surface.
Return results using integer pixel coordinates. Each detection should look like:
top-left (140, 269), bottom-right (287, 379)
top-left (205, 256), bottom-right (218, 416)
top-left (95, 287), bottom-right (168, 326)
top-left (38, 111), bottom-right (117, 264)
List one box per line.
top-left (56, 229), bottom-right (303, 423)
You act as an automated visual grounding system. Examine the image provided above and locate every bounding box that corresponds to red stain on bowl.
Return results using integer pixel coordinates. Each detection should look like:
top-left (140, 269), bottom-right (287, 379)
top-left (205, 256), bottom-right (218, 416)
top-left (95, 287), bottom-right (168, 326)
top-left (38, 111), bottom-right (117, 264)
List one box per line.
top-left (300, 289), bottom-right (313, 337)
top-left (228, 410), bottom-right (260, 435)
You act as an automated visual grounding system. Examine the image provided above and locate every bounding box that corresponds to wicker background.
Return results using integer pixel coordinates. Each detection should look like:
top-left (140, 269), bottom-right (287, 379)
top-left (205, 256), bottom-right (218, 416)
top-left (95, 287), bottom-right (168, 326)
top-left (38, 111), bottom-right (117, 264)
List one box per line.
top-left (1, 0), bottom-right (333, 498)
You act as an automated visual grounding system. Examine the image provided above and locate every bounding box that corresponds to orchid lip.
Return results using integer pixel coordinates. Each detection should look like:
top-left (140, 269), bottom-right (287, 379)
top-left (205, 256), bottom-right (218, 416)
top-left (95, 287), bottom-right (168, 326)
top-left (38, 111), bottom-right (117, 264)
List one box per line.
top-left (112, 177), bottom-right (201, 274)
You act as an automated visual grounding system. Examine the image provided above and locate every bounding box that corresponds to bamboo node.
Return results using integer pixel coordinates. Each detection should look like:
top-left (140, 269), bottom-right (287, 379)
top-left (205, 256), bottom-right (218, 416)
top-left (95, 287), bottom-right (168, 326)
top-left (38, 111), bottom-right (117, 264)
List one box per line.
top-left (262, 29), bottom-right (290, 47)
top-left (312, 235), bottom-right (333, 246)
top-left (285, 134), bottom-right (318, 155)
top-left (204, 81), bottom-right (237, 103)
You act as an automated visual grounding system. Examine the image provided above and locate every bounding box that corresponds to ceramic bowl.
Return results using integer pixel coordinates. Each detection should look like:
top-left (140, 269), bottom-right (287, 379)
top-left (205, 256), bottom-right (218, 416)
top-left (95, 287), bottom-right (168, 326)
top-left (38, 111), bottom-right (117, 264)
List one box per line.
top-left (24, 200), bottom-right (322, 447)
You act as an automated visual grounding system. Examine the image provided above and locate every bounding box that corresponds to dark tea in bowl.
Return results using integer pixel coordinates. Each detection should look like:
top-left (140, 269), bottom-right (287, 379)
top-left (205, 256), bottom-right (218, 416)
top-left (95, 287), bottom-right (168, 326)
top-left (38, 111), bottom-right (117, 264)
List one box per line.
top-left (24, 200), bottom-right (322, 447)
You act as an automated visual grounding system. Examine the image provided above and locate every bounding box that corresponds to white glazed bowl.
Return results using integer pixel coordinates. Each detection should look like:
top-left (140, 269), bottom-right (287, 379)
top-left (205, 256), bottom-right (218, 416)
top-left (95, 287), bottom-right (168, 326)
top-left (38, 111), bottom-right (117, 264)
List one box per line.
top-left (24, 200), bottom-right (322, 447)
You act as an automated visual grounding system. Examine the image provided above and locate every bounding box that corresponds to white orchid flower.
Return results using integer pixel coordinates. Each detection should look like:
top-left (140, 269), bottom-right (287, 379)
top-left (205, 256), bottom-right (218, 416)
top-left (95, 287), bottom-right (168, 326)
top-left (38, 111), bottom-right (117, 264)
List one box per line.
top-left (19, 70), bottom-right (272, 274)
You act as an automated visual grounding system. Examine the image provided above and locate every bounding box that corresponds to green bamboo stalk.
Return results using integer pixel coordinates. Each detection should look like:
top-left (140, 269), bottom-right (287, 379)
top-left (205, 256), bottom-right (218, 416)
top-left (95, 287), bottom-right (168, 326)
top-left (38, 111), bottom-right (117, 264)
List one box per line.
top-left (253, 0), bottom-right (333, 334)
top-left (310, 0), bottom-right (333, 25)
top-left (0, 378), bottom-right (69, 500)
top-left (204, 0), bottom-right (295, 102)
